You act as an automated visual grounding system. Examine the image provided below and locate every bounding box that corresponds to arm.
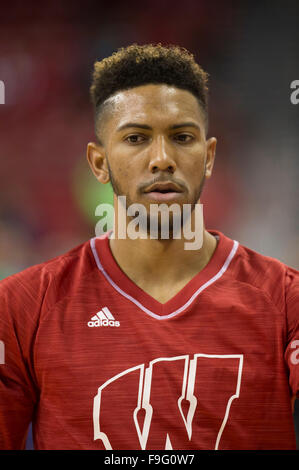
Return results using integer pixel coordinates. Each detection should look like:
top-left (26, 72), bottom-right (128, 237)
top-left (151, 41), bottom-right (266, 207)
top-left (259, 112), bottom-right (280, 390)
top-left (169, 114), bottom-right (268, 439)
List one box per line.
top-left (0, 273), bottom-right (39, 449)
top-left (284, 267), bottom-right (299, 416)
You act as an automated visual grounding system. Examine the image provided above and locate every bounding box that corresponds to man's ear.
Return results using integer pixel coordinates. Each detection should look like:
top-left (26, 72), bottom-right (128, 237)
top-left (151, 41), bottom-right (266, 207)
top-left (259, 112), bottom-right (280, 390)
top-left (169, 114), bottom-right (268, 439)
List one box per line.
top-left (86, 142), bottom-right (110, 184)
top-left (205, 137), bottom-right (217, 179)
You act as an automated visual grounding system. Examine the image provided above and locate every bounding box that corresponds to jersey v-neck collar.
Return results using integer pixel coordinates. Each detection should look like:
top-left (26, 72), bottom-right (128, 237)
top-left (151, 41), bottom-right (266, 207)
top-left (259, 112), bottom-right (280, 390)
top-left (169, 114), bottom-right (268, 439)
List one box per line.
top-left (90, 230), bottom-right (239, 320)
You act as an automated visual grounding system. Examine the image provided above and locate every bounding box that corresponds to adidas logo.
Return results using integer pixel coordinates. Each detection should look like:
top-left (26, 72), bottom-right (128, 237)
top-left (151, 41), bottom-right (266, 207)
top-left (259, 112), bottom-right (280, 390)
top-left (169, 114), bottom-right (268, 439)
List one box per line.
top-left (87, 307), bottom-right (120, 328)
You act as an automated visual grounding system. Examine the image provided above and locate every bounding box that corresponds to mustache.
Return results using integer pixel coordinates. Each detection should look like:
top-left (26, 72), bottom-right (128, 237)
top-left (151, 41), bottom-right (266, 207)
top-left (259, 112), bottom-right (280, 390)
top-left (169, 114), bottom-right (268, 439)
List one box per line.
top-left (138, 176), bottom-right (187, 193)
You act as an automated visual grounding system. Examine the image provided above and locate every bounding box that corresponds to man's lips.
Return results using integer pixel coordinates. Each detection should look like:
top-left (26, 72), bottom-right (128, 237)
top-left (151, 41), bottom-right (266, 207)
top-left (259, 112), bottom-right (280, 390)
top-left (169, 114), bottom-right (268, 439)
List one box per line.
top-left (144, 191), bottom-right (184, 201)
top-left (144, 181), bottom-right (183, 193)
top-left (143, 181), bottom-right (184, 202)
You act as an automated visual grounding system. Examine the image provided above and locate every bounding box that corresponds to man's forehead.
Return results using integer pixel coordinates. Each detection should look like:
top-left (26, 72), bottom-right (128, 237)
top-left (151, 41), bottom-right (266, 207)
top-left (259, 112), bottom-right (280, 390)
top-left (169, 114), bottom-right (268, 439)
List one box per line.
top-left (105, 84), bottom-right (203, 122)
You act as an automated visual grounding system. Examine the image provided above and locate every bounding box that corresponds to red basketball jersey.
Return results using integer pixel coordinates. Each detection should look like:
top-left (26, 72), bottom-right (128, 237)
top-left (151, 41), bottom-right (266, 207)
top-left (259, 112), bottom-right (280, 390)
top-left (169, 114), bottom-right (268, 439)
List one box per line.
top-left (0, 229), bottom-right (298, 449)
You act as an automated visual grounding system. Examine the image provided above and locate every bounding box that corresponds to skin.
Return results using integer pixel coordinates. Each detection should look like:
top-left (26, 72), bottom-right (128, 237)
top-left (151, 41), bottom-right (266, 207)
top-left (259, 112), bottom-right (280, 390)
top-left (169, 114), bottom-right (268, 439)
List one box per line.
top-left (87, 84), bottom-right (217, 303)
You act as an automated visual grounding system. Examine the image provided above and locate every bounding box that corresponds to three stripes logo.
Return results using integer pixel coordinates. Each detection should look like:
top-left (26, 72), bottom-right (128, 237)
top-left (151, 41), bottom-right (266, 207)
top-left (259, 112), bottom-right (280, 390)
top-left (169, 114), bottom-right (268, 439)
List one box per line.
top-left (87, 307), bottom-right (120, 328)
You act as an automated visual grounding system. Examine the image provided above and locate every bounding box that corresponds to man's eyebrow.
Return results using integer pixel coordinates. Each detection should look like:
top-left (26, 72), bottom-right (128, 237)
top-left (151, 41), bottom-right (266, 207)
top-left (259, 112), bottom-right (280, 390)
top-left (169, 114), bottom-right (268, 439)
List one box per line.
top-left (170, 122), bottom-right (201, 131)
top-left (116, 122), bottom-right (201, 132)
top-left (117, 123), bottom-right (152, 132)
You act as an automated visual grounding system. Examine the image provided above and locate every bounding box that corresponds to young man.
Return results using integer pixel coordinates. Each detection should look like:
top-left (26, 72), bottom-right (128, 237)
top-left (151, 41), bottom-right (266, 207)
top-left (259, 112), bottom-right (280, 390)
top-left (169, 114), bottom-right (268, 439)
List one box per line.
top-left (0, 44), bottom-right (298, 450)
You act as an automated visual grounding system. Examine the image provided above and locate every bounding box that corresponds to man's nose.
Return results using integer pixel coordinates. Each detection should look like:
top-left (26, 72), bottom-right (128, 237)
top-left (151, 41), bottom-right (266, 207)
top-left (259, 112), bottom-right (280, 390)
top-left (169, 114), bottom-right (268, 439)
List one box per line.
top-left (148, 136), bottom-right (176, 173)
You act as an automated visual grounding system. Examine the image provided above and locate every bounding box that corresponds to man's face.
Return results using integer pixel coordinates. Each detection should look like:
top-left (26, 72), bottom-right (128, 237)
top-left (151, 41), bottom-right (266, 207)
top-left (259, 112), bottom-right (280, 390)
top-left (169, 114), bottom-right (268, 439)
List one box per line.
top-left (87, 84), bottom-right (216, 217)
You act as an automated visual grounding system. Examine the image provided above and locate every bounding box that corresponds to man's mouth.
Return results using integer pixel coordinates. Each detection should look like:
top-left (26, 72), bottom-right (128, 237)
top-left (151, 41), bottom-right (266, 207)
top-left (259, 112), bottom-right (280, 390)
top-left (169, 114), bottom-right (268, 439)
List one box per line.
top-left (143, 181), bottom-right (184, 201)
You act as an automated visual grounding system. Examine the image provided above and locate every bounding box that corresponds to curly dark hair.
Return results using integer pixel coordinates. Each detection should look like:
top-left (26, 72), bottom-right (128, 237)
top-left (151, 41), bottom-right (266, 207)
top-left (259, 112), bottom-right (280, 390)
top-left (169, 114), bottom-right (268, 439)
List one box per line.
top-left (90, 43), bottom-right (209, 137)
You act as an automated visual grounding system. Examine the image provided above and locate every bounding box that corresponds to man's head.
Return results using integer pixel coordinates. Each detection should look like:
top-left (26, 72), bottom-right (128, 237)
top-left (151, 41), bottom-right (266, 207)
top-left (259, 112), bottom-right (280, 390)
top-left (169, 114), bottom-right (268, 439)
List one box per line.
top-left (87, 44), bottom-right (216, 234)
top-left (90, 43), bottom-right (210, 143)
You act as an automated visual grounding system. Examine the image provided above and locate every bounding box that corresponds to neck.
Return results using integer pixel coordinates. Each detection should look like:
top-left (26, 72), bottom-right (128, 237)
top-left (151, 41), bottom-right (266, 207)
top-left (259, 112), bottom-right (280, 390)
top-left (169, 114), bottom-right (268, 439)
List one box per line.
top-left (108, 196), bottom-right (218, 284)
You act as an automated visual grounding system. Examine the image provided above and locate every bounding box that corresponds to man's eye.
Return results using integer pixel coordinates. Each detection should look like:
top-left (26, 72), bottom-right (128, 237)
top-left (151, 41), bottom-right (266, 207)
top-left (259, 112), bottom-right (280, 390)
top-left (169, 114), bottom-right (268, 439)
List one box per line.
top-left (125, 135), bottom-right (145, 144)
top-left (174, 134), bottom-right (193, 143)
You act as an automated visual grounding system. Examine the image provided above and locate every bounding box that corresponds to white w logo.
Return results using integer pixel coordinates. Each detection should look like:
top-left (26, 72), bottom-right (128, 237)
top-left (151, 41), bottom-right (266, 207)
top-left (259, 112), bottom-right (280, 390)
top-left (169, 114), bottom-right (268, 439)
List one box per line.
top-left (93, 354), bottom-right (243, 450)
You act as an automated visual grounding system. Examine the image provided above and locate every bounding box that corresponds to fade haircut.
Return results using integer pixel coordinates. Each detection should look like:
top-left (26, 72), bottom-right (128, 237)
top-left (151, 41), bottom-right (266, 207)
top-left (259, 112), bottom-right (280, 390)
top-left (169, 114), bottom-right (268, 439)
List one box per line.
top-left (90, 43), bottom-right (209, 141)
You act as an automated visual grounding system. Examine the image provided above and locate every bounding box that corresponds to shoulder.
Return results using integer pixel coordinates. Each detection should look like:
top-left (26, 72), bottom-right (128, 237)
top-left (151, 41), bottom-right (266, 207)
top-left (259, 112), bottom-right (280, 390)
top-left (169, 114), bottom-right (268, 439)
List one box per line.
top-left (233, 237), bottom-right (298, 283)
top-left (0, 238), bottom-right (95, 322)
top-left (228, 234), bottom-right (299, 315)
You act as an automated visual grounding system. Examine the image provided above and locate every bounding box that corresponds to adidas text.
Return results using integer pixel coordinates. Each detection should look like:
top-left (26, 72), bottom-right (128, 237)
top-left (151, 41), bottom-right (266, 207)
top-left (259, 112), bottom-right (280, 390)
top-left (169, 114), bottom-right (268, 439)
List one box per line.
top-left (88, 319), bottom-right (120, 328)
top-left (87, 307), bottom-right (120, 327)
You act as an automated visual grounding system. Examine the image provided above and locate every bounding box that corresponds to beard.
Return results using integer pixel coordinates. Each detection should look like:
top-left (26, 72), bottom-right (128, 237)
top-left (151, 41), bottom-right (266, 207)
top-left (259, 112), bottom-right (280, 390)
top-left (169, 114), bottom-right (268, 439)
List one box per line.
top-left (106, 159), bottom-right (206, 238)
